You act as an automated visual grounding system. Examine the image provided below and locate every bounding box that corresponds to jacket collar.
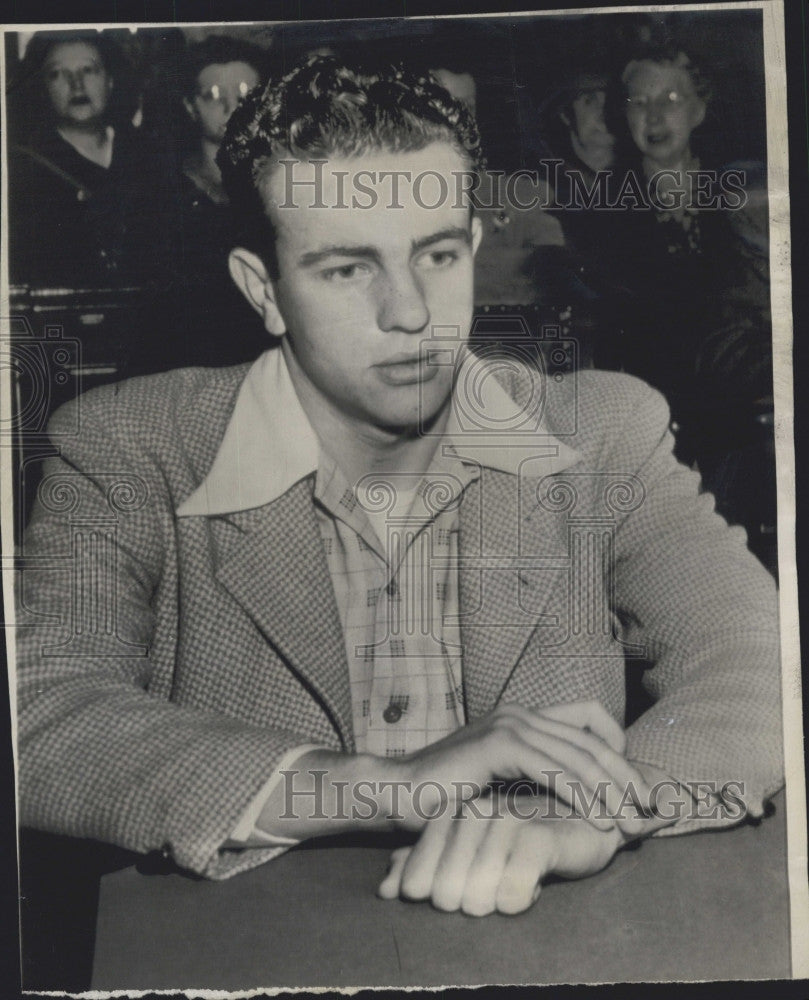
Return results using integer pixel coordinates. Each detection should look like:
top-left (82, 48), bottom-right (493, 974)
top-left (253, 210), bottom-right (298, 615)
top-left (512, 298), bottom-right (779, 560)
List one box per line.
top-left (176, 346), bottom-right (580, 517)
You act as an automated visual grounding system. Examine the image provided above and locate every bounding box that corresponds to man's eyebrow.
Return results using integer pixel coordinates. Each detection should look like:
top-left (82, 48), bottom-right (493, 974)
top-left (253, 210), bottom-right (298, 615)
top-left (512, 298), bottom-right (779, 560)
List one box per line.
top-left (298, 245), bottom-right (382, 267)
top-left (296, 227), bottom-right (471, 268)
top-left (411, 227), bottom-right (472, 253)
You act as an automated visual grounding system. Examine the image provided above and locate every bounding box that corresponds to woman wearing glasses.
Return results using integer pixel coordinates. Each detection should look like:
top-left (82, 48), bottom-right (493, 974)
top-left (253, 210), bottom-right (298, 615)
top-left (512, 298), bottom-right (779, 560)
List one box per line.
top-left (614, 42), bottom-right (773, 565)
top-left (137, 35), bottom-right (271, 372)
top-left (179, 36), bottom-right (265, 210)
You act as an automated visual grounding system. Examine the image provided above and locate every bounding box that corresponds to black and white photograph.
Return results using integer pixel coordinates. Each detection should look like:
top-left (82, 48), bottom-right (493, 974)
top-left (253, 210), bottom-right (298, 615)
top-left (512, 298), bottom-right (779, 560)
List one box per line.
top-left (1, 0), bottom-right (806, 993)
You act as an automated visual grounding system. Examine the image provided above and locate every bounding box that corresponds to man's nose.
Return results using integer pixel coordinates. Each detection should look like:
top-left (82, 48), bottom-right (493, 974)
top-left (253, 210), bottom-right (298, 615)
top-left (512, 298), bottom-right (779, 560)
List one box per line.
top-left (68, 71), bottom-right (85, 94)
top-left (376, 269), bottom-right (430, 334)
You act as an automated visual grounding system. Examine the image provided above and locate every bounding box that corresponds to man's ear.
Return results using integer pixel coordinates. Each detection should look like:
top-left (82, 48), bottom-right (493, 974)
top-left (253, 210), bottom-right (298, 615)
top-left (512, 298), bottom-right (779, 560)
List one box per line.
top-left (182, 96), bottom-right (197, 121)
top-left (471, 215), bottom-right (483, 257)
top-left (228, 247), bottom-right (287, 337)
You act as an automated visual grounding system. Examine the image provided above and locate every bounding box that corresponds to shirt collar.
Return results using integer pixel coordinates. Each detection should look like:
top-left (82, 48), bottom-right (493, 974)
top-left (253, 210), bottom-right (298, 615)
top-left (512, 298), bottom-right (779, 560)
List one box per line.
top-left (440, 355), bottom-right (580, 476)
top-left (176, 348), bottom-right (320, 517)
top-left (176, 347), bottom-right (580, 517)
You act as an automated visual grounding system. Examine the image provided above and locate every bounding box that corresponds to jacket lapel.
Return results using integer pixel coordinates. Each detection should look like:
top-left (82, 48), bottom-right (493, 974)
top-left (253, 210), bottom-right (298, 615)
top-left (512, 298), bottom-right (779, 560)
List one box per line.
top-left (212, 479), bottom-right (355, 751)
top-left (458, 469), bottom-right (568, 720)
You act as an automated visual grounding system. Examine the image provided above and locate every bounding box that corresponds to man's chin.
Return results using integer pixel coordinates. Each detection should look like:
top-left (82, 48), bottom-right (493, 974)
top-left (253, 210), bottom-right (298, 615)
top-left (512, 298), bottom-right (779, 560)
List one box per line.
top-left (368, 398), bottom-right (449, 437)
top-left (370, 408), bottom-right (427, 436)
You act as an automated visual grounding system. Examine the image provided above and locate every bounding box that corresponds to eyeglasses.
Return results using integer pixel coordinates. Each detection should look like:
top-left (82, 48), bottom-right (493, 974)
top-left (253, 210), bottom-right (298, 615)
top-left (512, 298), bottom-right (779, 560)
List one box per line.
top-left (625, 90), bottom-right (688, 114)
top-left (196, 80), bottom-right (253, 106)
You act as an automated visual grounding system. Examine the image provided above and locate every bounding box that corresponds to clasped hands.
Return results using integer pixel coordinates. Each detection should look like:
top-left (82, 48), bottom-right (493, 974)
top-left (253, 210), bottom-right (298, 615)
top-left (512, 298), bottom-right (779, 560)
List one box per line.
top-left (264, 700), bottom-right (675, 916)
top-left (375, 700), bottom-right (663, 916)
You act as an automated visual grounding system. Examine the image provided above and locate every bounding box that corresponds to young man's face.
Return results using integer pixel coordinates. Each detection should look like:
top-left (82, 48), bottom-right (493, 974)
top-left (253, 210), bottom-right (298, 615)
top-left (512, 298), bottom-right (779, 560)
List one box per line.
top-left (257, 143), bottom-right (481, 433)
top-left (624, 60), bottom-right (706, 169)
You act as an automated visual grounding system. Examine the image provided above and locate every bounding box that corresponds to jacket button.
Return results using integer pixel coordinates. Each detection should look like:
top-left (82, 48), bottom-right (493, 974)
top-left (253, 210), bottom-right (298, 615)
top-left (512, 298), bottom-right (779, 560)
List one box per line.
top-left (383, 704), bottom-right (402, 724)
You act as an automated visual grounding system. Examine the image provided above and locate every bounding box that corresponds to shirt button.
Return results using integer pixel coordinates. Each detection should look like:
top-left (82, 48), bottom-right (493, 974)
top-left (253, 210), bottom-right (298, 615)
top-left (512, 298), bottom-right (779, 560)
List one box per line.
top-left (383, 704), bottom-right (402, 724)
top-left (386, 581), bottom-right (397, 597)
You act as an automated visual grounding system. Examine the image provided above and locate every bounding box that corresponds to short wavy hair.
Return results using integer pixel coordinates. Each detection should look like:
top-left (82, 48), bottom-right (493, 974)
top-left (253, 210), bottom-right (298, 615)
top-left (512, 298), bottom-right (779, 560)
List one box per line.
top-left (218, 55), bottom-right (484, 276)
top-left (180, 34), bottom-right (270, 98)
top-left (22, 29), bottom-right (123, 81)
top-left (621, 43), bottom-right (713, 105)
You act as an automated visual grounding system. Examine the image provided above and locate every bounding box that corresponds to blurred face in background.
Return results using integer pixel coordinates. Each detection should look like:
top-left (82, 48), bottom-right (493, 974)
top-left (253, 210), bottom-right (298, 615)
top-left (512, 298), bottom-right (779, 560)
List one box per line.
top-left (624, 58), bottom-right (706, 169)
top-left (44, 41), bottom-right (112, 128)
top-left (185, 61), bottom-right (261, 144)
top-left (565, 86), bottom-right (615, 170)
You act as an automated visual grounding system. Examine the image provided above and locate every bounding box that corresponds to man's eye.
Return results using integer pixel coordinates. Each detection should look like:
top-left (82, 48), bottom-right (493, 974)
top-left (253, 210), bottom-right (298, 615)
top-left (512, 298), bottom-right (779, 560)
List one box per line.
top-left (418, 250), bottom-right (459, 270)
top-left (321, 263), bottom-right (369, 282)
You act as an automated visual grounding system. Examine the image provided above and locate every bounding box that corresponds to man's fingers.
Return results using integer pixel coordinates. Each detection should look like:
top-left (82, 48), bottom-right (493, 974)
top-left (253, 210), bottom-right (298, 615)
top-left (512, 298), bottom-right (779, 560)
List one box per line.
top-left (511, 713), bottom-right (649, 800)
top-left (508, 700), bottom-right (626, 755)
top-left (430, 807), bottom-right (490, 912)
top-left (459, 815), bottom-right (514, 917)
top-left (504, 736), bottom-right (649, 833)
top-left (492, 704), bottom-right (651, 831)
top-left (399, 811), bottom-right (455, 901)
top-left (378, 846), bottom-right (411, 900)
top-left (523, 727), bottom-right (652, 833)
top-left (494, 825), bottom-right (551, 915)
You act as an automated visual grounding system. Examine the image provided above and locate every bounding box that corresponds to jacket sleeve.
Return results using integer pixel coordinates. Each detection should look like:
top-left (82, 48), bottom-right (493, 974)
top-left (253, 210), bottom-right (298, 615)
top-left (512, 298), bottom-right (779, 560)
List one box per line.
top-left (15, 391), bottom-right (323, 879)
top-left (607, 379), bottom-right (784, 833)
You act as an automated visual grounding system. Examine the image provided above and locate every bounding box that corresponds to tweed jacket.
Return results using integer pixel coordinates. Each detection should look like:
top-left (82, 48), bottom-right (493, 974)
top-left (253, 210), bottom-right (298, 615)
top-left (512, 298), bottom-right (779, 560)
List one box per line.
top-left (16, 354), bottom-right (783, 879)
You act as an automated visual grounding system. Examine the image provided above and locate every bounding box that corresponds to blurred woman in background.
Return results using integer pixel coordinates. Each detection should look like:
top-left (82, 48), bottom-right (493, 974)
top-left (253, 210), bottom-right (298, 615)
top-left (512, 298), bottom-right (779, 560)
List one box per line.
top-left (534, 66), bottom-right (628, 369)
top-left (179, 36), bottom-right (265, 210)
top-left (612, 42), bottom-right (774, 560)
top-left (8, 32), bottom-right (150, 286)
top-left (613, 43), bottom-right (771, 444)
top-left (136, 35), bottom-right (271, 371)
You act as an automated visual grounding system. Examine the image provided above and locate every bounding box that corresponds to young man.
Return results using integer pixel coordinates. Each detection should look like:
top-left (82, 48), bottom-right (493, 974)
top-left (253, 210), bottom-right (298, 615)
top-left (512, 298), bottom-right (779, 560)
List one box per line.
top-left (16, 57), bottom-right (782, 917)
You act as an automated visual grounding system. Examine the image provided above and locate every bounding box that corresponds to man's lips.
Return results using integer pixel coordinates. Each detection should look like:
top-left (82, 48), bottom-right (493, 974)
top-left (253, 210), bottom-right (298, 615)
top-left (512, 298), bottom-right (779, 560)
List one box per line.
top-left (377, 353), bottom-right (424, 367)
top-left (374, 354), bottom-right (440, 386)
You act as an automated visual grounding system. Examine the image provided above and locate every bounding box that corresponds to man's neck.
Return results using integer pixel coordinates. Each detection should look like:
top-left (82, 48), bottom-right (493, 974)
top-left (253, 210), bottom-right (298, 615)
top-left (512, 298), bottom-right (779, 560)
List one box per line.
top-left (281, 342), bottom-right (449, 489)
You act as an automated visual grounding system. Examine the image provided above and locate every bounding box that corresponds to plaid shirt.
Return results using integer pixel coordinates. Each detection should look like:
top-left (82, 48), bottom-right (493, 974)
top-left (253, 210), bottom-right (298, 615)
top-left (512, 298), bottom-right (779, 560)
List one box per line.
top-left (185, 347), bottom-right (576, 844)
top-left (315, 448), bottom-right (469, 756)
